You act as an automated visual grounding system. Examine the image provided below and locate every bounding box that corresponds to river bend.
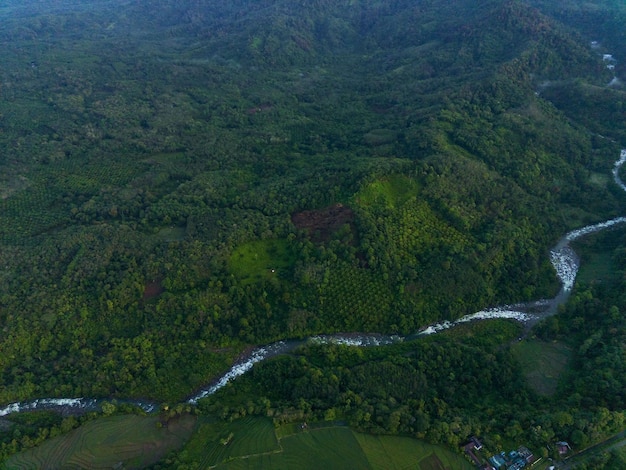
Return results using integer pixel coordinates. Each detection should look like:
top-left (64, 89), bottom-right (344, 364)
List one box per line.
top-left (2, 150), bottom-right (626, 417)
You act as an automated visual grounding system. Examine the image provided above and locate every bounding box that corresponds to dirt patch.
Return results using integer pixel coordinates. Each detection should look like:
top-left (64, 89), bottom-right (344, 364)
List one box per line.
top-left (420, 452), bottom-right (447, 470)
top-left (143, 279), bottom-right (164, 300)
top-left (247, 103), bottom-right (273, 115)
top-left (291, 203), bottom-right (356, 244)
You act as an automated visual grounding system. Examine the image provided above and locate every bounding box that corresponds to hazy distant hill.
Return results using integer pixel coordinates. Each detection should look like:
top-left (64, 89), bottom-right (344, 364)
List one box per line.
top-left (0, 0), bottom-right (613, 84)
top-left (528, 0), bottom-right (626, 58)
top-left (114, 0), bottom-right (609, 76)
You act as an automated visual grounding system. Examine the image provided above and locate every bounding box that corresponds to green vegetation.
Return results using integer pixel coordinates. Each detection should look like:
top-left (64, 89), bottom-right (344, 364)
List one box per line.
top-left (355, 432), bottom-right (473, 470)
top-left (581, 444), bottom-right (626, 470)
top-left (229, 239), bottom-right (296, 284)
top-left (354, 175), bottom-right (420, 209)
top-left (511, 339), bottom-right (573, 396)
top-left (4, 414), bottom-right (195, 469)
top-left (268, 427), bottom-right (371, 470)
top-left (1, 0), bottom-right (626, 468)
top-left (160, 415), bottom-right (472, 469)
top-left (173, 416), bottom-right (280, 468)
top-left (5, 0), bottom-right (605, 406)
top-left (197, 321), bottom-right (530, 447)
top-left (574, 228), bottom-right (625, 285)
top-left (556, 433), bottom-right (626, 470)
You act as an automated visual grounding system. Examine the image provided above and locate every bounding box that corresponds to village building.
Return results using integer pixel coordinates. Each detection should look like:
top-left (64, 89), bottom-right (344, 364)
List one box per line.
top-left (556, 441), bottom-right (571, 456)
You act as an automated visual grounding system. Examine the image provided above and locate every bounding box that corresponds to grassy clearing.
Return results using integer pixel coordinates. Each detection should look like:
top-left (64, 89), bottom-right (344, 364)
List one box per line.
top-left (355, 432), bottom-right (473, 470)
top-left (438, 318), bottom-right (522, 345)
top-left (577, 250), bottom-right (616, 284)
top-left (155, 226), bottom-right (187, 242)
top-left (228, 239), bottom-right (295, 284)
top-left (511, 339), bottom-right (573, 396)
top-left (5, 414), bottom-right (195, 469)
top-left (354, 174), bottom-right (419, 209)
top-left (589, 172), bottom-right (609, 188)
top-left (570, 226), bottom-right (626, 287)
top-left (219, 416), bottom-right (279, 460)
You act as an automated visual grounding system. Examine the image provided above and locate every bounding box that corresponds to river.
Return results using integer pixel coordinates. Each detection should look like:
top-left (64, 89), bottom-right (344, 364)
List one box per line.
top-left (2, 150), bottom-right (626, 417)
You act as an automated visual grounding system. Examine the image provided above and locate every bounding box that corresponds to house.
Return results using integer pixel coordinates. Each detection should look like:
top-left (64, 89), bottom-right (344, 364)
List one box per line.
top-left (463, 442), bottom-right (482, 466)
top-left (556, 441), bottom-right (571, 455)
top-left (486, 444), bottom-right (540, 470)
top-left (463, 436), bottom-right (485, 467)
top-left (471, 436), bottom-right (484, 451)
top-left (517, 446), bottom-right (533, 462)
top-left (489, 453), bottom-right (507, 469)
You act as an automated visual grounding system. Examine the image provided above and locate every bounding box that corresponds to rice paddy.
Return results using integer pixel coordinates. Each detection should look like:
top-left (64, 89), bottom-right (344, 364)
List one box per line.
top-left (4, 414), bottom-right (195, 469)
top-left (174, 415), bottom-right (280, 468)
top-left (175, 416), bottom-right (473, 469)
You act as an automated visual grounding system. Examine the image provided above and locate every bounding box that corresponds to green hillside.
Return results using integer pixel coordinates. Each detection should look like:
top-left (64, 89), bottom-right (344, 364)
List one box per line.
top-left (1, 0), bottom-right (626, 467)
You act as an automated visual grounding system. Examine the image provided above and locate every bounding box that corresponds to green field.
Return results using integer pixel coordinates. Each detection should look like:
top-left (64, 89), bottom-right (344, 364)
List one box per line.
top-left (180, 415), bottom-right (281, 468)
top-left (354, 174), bottom-right (420, 209)
top-left (175, 416), bottom-right (472, 469)
top-left (4, 414), bottom-right (195, 469)
top-left (576, 250), bottom-right (616, 285)
top-left (228, 239), bottom-right (296, 284)
top-left (355, 433), bottom-right (473, 470)
top-left (511, 339), bottom-right (573, 396)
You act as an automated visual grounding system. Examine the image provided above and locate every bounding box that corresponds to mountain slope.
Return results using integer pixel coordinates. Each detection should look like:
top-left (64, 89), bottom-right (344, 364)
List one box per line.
top-left (0, 0), bottom-right (623, 408)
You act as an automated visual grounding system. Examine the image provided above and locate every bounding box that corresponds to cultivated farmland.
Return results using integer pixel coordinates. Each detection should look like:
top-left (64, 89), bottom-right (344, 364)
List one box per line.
top-left (172, 416), bottom-right (473, 469)
top-left (5, 414), bottom-right (195, 469)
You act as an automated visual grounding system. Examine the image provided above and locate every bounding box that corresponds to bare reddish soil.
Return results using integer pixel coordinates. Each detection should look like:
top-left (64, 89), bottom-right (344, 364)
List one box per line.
top-left (143, 280), bottom-right (164, 300)
top-left (291, 203), bottom-right (356, 243)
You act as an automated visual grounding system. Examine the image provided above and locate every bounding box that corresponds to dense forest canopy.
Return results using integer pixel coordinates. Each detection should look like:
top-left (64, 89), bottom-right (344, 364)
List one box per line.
top-left (1, 0), bottom-right (626, 467)
top-left (0, 0), bottom-right (619, 403)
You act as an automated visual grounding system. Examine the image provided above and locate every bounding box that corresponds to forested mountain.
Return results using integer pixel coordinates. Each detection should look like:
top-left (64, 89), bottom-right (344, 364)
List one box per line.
top-left (0, 0), bottom-right (618, 403)
top-left (1, 0), bottom-right (626, 466)
top-left (527, 0), bottom-right (626, 58)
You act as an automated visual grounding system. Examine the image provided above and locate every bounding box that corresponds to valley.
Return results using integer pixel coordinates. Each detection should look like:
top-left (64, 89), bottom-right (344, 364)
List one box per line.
top-left (1, 1), bottom-right (626, 468)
